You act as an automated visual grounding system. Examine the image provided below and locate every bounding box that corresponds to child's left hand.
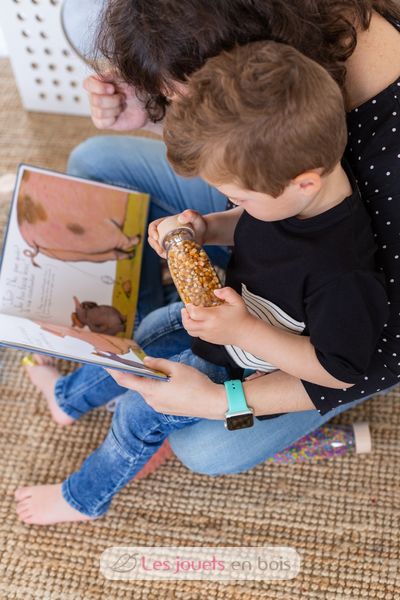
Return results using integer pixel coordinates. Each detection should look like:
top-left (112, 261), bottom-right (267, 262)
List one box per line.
top-left (182, 287), bottom-right (254, 345)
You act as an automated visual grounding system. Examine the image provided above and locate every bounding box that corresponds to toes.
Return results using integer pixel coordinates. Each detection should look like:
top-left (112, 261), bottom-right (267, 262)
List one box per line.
top-left (18, 508), bottom-right (33, 520)
top-left (19, 513), bottom-right (34, 524)
top-left (15, 501), bottom-right (33, 521)
top-left (57, 415), bottom-right (75, 427)
top-left (32, 353), bottom-right (45, 365)
top-left (33, 353), bottom-right (55, 366)
top-left (16, 499), bottom-right (32, 515)
top-left (15, 487), bottom-right (32, 501)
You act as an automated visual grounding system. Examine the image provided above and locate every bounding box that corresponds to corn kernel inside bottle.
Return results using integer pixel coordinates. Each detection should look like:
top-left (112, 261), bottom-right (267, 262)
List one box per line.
top-left (164, 231), bottom-right (222, 306)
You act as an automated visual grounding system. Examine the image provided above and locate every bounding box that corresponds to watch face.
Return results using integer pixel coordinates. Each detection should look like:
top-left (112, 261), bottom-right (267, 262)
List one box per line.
top-left (225, 412), bottom-right (254, 431)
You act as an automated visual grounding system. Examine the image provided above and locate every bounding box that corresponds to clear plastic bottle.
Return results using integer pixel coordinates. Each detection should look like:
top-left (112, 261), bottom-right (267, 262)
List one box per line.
top-left (266, 422), bottom-right (371, 463)
top-left (157, 215), bottom-right (222, 307)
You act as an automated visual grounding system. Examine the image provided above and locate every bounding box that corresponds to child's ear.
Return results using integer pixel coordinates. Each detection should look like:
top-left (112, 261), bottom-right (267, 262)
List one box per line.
top-left (292, 171), bottom-right (322, 195)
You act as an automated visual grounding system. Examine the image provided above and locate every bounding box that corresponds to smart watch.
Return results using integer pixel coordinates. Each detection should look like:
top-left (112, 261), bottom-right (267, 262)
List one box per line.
top-left (223, 380), bottom-right (254, 430)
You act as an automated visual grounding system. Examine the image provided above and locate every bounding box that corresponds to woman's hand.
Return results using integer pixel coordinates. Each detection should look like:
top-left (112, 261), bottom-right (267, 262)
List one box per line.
top-left (83, 73), bottom-right (149, 131)
top-left (148, 209), bottom-right (208, 259)
top-left (106, 357), bottom-right (226, 419)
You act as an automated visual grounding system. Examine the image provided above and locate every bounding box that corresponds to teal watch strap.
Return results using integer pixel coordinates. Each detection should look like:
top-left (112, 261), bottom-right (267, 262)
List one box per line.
top-left (223, 380), bottom-right (254, 430)
top-left (224, 380), bottom-right (249, 414)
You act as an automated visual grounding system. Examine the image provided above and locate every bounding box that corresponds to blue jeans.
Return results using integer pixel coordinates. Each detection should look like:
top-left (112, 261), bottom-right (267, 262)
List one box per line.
top-left (63, 135), bottom-right (374, 480)
top-left (60, 309), bottom-right (229, 516)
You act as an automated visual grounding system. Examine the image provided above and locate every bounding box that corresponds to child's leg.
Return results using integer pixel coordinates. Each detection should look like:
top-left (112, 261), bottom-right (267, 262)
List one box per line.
top-left (24, 358), bottom-right (127, 426)
top-left (23, 355), bottom-right (75, 426)
top-left (15, 349), bottom-right (229, 524)
top-left (24, 302), bottom-right (189, 425)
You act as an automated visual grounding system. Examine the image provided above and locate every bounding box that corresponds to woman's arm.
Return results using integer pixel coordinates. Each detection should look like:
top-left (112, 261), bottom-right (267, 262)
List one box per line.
top-left (107, 357), bottom-right (315, 420)
top-left (83, 74), bottom-right (164, 134)
top-left (242, 369), bottom-right (316, 414)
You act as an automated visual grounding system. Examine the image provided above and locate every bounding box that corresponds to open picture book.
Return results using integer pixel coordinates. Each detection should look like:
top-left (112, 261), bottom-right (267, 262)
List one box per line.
top-left (0, 164), bottom-right (169, 380)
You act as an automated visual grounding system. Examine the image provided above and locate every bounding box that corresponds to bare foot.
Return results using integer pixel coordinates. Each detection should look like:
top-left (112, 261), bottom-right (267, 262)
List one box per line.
top-left (15, 484), bottom-right (95, 525)
top-left (23, 354), bottom-right (75, 426)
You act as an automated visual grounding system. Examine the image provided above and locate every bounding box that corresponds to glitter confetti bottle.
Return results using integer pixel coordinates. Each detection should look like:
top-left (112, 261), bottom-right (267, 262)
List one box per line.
top-left (266, 422), bottom-right (371, 463)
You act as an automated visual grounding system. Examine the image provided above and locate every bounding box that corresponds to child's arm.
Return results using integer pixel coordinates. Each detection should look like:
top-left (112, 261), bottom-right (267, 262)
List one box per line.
top-left (231, 317), bottom-right (353, 388)
top-left (184, 288), bottom-right (352, 388)
top-left (203, 207), bottom-right (243, 246)
top-left (148, 207), bottom-right (243, 257)
top-left (184, 273), bottom-right (389, 389)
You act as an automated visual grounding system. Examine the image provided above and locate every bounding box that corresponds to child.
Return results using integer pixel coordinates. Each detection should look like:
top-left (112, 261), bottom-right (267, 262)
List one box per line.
top-left (15, 41), bottom-right (388, 524)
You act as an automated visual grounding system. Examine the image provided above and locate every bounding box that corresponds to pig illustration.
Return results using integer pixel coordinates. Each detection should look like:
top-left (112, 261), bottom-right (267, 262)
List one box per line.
top-left (17, 170), bottom-right (142, 266)
top-left (71, 296), bottom-right (127, 336)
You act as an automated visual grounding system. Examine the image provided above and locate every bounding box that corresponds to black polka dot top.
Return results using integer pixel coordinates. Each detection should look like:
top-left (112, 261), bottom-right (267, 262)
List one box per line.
top-left (304, 20), bottom-right (400, 414)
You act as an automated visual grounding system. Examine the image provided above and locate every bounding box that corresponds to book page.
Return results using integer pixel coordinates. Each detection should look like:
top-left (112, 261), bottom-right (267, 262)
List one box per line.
top-left (0, 165), bottom-right (149, 338)
top-left (0, 313), bottom-right (168, 380)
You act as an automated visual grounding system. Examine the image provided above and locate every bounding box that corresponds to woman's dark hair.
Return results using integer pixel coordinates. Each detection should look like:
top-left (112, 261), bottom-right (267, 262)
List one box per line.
top-left (96, 0), bottom-right (400, 121)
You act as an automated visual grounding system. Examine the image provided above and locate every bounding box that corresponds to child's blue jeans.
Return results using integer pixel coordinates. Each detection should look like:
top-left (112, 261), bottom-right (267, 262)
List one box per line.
top-left (58, 303), bottom-right (229, 517)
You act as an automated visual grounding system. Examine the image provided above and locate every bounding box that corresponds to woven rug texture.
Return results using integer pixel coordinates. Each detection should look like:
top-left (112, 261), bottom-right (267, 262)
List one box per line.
top-left (0, 58), bottom-right (399, 600)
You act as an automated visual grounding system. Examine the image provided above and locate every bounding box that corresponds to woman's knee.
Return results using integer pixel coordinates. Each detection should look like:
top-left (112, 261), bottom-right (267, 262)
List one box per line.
top-left (67, 135), bottom-right (165, 183)
top-left (172, 449), bottom-right (222, 476)
top-left (168, 429), bottom-right (238, 476)
top-left (67, 136), bottom-right (114, 179)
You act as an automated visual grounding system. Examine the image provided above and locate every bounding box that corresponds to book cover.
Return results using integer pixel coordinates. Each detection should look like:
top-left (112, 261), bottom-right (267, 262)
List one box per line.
top-left (0, 164), bottom-right (168, 380)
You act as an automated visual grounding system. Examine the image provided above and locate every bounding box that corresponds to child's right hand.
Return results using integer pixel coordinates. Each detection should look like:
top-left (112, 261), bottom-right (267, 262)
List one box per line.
top-left (148, 210), bottom-right (208, 259)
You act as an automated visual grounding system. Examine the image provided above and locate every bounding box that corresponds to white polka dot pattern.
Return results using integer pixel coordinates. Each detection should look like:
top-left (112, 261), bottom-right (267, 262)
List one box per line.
top-left (308, 71), bottom-right (400, 415)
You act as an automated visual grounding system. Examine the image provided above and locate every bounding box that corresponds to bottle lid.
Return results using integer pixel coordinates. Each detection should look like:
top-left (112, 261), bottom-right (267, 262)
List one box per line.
top-left (157, 215), bottom-right (195, 247)
top-left (352, 422), bottom-right (372, 454)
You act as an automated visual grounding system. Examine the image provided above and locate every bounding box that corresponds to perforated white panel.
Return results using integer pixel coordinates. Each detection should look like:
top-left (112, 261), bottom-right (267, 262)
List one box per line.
top-left (2, 0), bottom-right (92, 115)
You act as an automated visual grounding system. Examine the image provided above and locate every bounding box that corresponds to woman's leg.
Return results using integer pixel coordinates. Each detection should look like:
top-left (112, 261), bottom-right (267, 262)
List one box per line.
top-left (67, 135), bottom-right (230, 323)
top-left (167, 394), bottom-right (376, 475)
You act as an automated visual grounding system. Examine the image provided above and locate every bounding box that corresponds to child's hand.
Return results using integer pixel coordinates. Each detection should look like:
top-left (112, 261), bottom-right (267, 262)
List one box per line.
top-left (182, 287), bottom-right (254, 345)
top-left (148, 210), bottom-right (208, 259)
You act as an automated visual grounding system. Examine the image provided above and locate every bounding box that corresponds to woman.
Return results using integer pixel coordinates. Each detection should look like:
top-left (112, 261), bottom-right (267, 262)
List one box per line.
top-left (29, 0), bottom-right (400, 476)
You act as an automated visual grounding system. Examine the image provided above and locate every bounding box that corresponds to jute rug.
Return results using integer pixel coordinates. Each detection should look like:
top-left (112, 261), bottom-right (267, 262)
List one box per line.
top-left (0, 58), bottom-right (399, 600)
